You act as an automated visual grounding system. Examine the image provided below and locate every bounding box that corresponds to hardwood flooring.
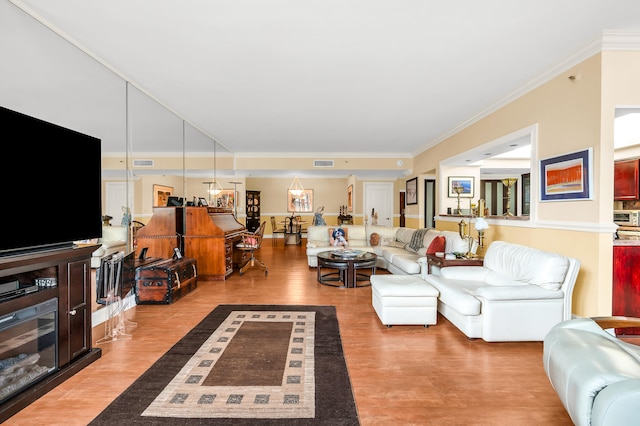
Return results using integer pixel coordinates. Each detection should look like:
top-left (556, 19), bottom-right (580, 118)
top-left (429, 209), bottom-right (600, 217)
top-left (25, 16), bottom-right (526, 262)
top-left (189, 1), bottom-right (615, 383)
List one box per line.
top-left (6, 241), bottom-right (573, 425)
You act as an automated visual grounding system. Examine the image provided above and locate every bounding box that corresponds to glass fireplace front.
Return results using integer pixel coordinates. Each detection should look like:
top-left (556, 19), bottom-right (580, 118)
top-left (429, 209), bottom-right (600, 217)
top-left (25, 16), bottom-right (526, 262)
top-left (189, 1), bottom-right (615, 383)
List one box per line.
top-left (0, 298), bottom-right (57, 403)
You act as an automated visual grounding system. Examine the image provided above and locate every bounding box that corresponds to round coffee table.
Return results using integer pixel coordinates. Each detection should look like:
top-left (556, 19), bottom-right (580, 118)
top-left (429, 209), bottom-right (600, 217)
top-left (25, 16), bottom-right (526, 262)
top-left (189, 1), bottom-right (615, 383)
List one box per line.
top-left (317, 250), bottom-right (377, 288)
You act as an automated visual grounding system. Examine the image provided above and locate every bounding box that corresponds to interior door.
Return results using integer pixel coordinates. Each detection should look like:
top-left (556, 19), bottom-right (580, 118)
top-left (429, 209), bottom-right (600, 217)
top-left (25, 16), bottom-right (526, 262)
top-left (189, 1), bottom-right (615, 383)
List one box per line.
top-left (364, 182), bottom-right (393, 227)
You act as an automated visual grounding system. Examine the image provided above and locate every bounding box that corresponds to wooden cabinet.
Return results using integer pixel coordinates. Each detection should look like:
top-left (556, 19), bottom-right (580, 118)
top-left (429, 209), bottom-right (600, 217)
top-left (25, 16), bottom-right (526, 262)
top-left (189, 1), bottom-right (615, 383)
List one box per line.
top-left (614, 159), bottom-right (640, 200)
top-left (0, 246), bottom-right (101, 421)
top-left (612, 244), bottom-right (640, 335)
top-left (246, 190), bottom-right (261, 232)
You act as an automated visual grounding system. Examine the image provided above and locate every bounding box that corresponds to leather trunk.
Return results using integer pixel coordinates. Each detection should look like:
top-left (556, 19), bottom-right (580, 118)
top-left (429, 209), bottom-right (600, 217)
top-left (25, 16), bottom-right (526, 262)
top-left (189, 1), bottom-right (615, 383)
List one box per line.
top-left (135, 257), bottom-right (198, 304)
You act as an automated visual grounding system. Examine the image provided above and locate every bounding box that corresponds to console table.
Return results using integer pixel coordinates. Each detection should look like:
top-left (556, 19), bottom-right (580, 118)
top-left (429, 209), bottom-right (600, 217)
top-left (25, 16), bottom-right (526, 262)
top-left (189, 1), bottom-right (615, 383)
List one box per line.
top-left (425, 254), bottom-right (483, 274)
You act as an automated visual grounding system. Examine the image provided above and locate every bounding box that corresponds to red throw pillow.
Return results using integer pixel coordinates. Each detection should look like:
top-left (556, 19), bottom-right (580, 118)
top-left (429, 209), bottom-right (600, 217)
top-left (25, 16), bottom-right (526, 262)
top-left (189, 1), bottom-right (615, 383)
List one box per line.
top-left (426, 236), bottom-right (446, 254)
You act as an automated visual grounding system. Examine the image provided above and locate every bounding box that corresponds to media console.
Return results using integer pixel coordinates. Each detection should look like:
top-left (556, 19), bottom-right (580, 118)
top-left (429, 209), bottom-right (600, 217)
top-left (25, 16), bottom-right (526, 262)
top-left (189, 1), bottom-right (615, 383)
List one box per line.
top-left (0, 245), bottom-right (102, 422)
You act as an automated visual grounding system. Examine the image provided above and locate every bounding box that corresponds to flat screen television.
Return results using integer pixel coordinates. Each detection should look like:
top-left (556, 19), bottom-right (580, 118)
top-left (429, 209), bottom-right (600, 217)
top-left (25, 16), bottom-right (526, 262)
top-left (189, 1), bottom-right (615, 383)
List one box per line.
top-left (0, 106), bottom-right (102, 256)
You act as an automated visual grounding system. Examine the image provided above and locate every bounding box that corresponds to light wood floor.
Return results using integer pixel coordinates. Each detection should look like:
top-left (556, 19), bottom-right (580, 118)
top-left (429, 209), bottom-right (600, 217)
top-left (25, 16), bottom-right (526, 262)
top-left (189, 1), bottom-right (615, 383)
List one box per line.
top-left (6, 240), bottom-right (573, 425)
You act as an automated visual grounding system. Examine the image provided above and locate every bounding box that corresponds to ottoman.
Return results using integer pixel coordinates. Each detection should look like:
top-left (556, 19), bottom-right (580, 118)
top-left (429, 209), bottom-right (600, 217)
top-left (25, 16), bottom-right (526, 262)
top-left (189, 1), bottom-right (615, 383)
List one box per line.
top-left (370, 275), bottom-right (439, 327)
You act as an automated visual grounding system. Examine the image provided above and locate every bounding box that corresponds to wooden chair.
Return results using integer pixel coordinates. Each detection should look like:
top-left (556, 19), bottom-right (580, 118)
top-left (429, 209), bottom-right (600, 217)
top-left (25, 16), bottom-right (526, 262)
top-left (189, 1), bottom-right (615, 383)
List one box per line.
top-left (270, 216), bottom-right (286, 246)
top-left (236, 221), bottom-right (268, 276)
top-left (296, 215), bottom-right (307, 234)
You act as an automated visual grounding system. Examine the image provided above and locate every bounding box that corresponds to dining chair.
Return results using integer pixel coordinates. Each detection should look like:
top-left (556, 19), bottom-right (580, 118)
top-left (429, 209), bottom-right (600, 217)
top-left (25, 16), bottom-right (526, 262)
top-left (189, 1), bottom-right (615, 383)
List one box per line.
top-left (235, 221), bottom-right (268, 276)
top-left (270, 216), bottom-right (286, 246)
top-left (284, 216), bottom-right (301, 245)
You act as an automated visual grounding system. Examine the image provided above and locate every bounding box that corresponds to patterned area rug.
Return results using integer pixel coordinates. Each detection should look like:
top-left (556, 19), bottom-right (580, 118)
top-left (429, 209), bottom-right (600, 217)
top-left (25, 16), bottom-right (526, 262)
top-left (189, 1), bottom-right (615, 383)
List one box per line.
top-left (89, 305), bottom-right (359, 425)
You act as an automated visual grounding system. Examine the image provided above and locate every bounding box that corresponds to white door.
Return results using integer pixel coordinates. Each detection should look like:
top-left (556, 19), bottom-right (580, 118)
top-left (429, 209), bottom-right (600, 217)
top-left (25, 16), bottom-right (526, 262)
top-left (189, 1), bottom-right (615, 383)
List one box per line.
top-left (105, 181), bottom-right (130, 226)
top-left (364, 182), bottom-right (393, 227)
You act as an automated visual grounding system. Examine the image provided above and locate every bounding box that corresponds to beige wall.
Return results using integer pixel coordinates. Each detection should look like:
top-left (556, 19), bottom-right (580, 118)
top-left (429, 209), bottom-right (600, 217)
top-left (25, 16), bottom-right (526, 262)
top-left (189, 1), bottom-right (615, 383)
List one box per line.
top-left (411, 51), bottom-right (640, 317)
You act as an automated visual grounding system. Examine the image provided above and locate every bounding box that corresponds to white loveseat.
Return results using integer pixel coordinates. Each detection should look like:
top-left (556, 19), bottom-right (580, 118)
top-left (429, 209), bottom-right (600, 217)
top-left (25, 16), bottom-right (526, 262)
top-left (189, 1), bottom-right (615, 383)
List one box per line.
top-left (90, 226), bottom-right (128, 268)
top-left (305, 225), bottom-right (470, 274)
top-left (421, 241), bottom-right (581, 341)
top-left (543, 316), bottom-right (640, 426)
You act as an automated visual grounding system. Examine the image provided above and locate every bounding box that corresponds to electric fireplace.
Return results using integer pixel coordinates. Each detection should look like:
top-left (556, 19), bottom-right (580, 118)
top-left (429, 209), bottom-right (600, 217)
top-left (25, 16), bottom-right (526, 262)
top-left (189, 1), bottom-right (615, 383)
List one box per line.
top-left (0, 298), bottom-right (57, 403)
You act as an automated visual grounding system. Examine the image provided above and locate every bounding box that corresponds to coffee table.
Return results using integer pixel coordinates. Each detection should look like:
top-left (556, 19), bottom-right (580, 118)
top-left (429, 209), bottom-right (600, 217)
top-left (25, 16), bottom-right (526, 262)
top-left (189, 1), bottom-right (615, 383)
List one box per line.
top-left (317, 250), bottom-right (377, 288)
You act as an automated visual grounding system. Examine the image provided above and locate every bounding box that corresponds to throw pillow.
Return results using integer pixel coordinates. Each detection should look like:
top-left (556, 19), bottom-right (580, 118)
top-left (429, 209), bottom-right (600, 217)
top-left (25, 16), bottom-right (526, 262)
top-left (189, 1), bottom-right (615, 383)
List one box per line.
top-left (426, 236), bottom-right (446, 255)
top-left (328, 228), bottom-right (349, 240)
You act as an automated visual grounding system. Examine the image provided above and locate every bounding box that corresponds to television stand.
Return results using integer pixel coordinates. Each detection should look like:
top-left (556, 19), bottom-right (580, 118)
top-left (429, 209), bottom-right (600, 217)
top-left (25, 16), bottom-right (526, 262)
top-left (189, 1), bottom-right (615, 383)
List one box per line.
top-left (0, 246), bottom-right (101, 422)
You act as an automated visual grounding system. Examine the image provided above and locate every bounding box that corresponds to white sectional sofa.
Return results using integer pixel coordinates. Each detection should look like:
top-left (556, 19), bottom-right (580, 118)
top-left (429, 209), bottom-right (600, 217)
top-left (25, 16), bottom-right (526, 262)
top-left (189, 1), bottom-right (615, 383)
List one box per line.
top-left (421, 241), bottom-right (581, 341)
top-left (305, 225), bottom-right (470, 274)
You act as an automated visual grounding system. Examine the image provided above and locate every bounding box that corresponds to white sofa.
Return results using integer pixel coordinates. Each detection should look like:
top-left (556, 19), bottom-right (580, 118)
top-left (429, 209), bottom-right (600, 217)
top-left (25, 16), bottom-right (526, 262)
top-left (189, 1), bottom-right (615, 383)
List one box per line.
top-left (91, 226), bottom-right (128, 268)
top-left (305, 225), bottom-right (470, 275)
top-left (543, 317), bottom-right (640, 426)
top-left (421, 241), bottom-right (581, 341)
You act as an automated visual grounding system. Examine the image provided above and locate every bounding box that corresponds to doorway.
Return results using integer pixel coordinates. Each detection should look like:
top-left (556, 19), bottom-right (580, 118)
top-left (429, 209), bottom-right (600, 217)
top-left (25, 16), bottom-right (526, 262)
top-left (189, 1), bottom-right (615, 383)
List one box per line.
top-left (424, 179), bottom-right (436, 228)
top-left (364, 182), bottom-right (393, 227)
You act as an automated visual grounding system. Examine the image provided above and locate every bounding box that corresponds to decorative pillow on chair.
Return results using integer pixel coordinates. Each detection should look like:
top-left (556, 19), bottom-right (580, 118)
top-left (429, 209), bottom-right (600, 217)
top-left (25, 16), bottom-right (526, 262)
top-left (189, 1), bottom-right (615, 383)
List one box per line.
top-left (426, 236), bottom-right (446, 254)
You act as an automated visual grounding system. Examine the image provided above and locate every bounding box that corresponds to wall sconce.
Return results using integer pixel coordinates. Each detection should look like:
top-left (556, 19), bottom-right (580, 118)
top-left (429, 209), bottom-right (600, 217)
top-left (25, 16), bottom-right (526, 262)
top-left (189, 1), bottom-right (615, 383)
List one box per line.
top-left (289, 176), bottom-right (304, 195)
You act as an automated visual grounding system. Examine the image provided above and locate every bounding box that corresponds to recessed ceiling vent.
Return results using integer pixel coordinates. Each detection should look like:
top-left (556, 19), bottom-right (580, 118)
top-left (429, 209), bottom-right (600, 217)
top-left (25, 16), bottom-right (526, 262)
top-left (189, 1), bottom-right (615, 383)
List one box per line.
top-left (133, 159), bottom-right (154, 167)
top-left (314, 160), bottom-right (334, 168)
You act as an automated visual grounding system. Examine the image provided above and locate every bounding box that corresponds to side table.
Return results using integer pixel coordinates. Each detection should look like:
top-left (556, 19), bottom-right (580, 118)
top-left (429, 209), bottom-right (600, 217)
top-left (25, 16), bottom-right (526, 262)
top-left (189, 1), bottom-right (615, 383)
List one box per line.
top-left (426, 254), bottom-right (483, 274)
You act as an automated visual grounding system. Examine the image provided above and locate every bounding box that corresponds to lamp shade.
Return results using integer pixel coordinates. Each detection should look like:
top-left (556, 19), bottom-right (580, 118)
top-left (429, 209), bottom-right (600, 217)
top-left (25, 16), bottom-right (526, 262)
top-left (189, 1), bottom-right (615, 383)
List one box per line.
top-left (474, 217), bottom-right (490, 231)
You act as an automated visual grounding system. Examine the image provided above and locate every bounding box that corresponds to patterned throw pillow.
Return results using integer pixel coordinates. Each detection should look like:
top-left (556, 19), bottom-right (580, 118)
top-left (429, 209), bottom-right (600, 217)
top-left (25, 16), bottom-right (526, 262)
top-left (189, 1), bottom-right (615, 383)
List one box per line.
top-left (426, 236), bottom-right (446, 255)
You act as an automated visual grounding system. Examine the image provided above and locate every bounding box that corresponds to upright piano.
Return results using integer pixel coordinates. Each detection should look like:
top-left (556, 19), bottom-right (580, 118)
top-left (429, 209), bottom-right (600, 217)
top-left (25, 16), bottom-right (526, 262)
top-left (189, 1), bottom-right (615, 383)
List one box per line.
top-left (135, 206), bottom-right (246, 280)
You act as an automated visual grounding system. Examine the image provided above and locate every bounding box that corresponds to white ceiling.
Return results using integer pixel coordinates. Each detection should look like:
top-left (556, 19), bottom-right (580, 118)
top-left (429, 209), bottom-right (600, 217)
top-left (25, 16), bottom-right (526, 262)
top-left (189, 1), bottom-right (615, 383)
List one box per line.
top-left (10, 0), bottom-right (640, 165)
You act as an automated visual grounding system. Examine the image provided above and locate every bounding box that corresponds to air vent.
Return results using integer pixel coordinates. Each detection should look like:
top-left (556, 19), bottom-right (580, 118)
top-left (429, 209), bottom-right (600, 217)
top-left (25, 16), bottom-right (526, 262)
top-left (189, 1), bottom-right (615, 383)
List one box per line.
top-left (314, 160), bottom-right (334, 168)
top-left (133, 159), bottom-right (154, 167)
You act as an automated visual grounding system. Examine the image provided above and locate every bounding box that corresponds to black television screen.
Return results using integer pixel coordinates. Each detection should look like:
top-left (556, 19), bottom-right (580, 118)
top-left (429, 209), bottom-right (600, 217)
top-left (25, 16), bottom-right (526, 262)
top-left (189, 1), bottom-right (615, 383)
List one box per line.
top-left (0, 106), bottom-right (102, 256)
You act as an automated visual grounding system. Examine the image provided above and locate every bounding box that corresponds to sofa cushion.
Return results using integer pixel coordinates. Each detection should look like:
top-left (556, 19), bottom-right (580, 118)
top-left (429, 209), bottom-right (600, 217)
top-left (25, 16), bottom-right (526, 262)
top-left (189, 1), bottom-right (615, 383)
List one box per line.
top-left (426, 275), bottom-right (484, 316)
top-left (391, 254), bottom-right (422, 274)
top-left (328, 227), bottom-right (348, 241)
top-left (484, 241), bottom-right (570, 291)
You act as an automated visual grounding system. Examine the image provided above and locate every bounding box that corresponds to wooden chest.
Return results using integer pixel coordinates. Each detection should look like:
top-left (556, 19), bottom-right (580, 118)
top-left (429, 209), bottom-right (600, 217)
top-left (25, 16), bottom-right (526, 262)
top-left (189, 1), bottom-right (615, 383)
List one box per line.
top-left (135, 257), bottom-right (197, 305)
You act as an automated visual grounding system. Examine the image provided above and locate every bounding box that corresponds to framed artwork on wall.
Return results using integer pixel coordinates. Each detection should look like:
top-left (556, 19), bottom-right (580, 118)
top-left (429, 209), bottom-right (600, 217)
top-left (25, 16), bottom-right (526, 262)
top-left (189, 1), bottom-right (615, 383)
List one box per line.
top-left (216, 190), bottom-right (236, 209)
top-left (540, 148), bottom-right (593, 201)
top-left (347, 184), bottom-right (353, 212)
top-left (406, 177), bottom-right (418, 205)
top-left (288, 189), bottom-right (313, 212)
top-left (153, 184), bottom-right (173, 207)
top-left (447, 177), bottom-right (474, 198)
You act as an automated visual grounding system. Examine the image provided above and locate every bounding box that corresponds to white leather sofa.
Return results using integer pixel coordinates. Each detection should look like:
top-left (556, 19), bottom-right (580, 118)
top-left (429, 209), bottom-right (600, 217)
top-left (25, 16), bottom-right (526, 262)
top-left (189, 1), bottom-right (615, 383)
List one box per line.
top-left (367, 226), bottom-right (472, 275)
top-left (421, 241), bottom-right (581, 341)
top-left (91, 226), bottom-right (128, 268)
top-left (306, 225), bottom-right (470, 274)
top-left (306, 225), bottom-right (374, 267)
top-left (543, 317), bottom-right (640, 426)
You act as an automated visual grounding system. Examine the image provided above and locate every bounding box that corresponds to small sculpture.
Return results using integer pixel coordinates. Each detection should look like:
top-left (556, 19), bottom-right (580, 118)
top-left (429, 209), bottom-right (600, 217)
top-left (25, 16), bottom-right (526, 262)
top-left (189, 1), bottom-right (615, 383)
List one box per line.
top-left (314, 206), bottom-right (326, 226)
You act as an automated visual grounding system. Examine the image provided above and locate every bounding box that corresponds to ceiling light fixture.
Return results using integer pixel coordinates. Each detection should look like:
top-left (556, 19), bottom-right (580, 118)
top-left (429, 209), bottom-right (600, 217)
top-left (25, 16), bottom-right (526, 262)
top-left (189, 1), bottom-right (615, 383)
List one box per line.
top-left (289, 176), bottom-right (304, 195)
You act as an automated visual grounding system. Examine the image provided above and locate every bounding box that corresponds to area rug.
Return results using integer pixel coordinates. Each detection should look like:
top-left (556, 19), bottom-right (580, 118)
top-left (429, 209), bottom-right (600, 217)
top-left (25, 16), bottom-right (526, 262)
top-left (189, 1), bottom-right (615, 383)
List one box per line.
top-left (89, 304), bottom-right (359, 425)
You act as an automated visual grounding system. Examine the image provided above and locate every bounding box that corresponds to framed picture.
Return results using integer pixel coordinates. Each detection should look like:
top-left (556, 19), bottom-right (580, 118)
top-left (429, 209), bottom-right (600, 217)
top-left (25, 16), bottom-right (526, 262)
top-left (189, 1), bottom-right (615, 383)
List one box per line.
top-left (198, 197), bottom-right (208, 207)
top-left (540, 148), bottom-right (593, 201)
top-left (347, 184), bottom-right (353, 212)
top-left (448, 177), bottom-right (474, 198)
top-left (288, 189), bottom-right (313, 213)
top-left (153, 184), bottom-right (173, 207)
top-left (406, 177), bottom-right (418, 205)
top-left (216, 190), bottom-right (235, 209)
